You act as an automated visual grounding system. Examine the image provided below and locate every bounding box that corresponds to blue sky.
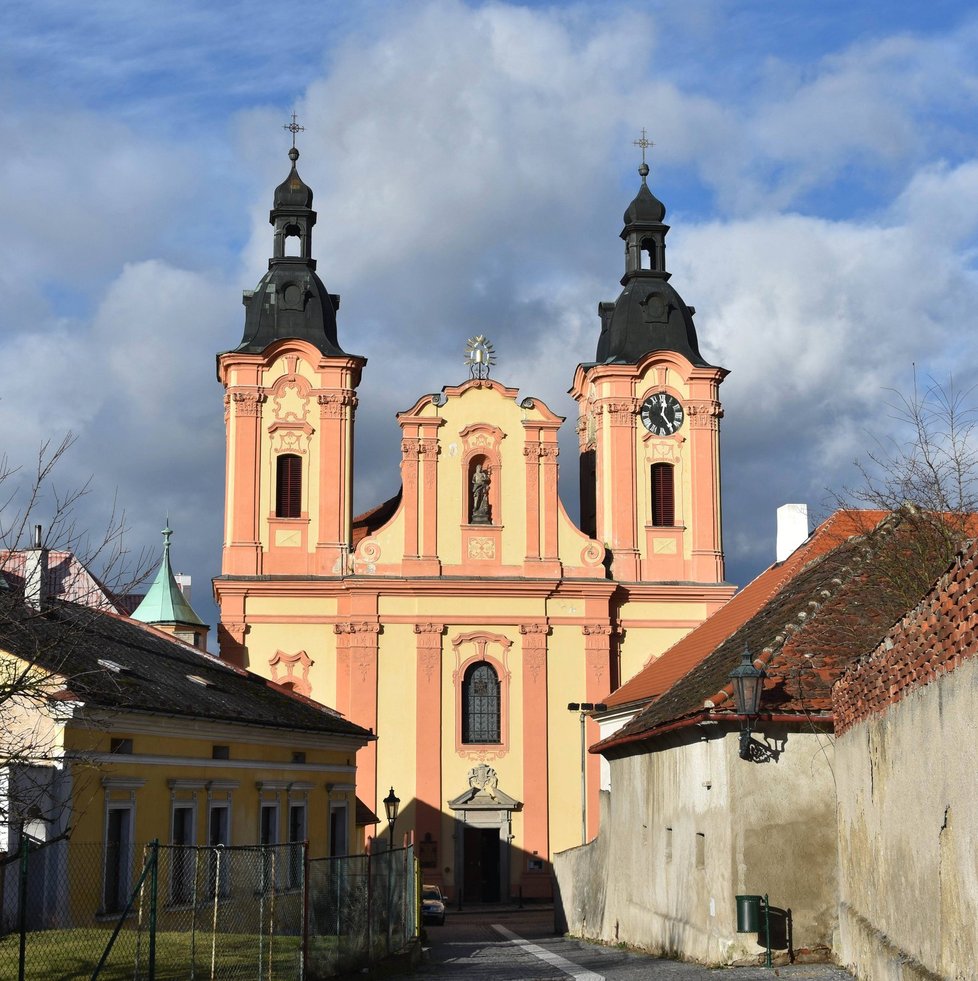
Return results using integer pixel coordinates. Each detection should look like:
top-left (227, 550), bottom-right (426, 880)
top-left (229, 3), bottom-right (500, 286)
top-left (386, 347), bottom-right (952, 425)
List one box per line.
top-left (2, 0), bottom-right (977, 642)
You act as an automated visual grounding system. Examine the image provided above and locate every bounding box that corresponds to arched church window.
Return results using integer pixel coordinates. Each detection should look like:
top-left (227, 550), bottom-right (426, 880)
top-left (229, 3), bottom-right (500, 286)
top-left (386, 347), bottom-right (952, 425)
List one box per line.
top-left (650, 463), bottom-right (675, 527)
top-left (462, 662), bottom-right (500, 744)
top-left (276, 454), bottom-right (302, 518)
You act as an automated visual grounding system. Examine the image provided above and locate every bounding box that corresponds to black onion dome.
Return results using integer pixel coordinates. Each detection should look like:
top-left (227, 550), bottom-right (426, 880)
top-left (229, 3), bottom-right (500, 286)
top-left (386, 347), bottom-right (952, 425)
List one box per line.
top-left (623, 166), bottom-right (666, 223)
top-left (274, 147), bottom-right (314, 208)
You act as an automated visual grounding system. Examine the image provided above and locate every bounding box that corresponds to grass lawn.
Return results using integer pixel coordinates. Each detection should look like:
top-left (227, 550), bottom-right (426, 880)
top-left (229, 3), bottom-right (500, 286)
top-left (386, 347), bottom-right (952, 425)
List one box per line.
top-left (0, 927), bottom-right (305, 980)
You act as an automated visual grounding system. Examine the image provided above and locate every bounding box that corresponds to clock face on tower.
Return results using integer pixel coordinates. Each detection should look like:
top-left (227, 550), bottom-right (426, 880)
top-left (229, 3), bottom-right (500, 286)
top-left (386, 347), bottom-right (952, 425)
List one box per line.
top-left (640, 392), bottom-right (684, 436)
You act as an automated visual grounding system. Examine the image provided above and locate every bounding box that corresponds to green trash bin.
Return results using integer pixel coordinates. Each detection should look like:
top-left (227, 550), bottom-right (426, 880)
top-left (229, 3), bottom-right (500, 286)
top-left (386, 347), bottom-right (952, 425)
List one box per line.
top-left (736, 894), bottom-right (763, 933)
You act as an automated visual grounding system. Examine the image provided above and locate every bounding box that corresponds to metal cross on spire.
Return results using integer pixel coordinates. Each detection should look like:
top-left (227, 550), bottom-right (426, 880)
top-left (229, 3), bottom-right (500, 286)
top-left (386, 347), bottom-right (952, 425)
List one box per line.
top-left (284, 111), bottom-right (305, 148)
top-left (633, 128), bottom-right (654, 165)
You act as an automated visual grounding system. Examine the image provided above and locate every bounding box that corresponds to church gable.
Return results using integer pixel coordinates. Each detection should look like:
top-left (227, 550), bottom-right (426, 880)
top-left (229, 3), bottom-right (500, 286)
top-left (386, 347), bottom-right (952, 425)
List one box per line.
top-left (352, 378), bottom-right (604, 578)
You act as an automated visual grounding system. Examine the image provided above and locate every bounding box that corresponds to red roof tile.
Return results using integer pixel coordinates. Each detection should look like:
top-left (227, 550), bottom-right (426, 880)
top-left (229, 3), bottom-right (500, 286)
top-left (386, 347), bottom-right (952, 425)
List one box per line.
top-left (597, 508), bottom-right (970, 755)
top-left (603, 511), bottom-right (886, 710)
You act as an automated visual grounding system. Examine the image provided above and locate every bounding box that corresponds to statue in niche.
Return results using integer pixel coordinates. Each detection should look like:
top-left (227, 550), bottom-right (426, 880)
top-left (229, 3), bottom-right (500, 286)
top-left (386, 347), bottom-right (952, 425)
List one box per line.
top-left (471, 464), bottom-right (491, 524)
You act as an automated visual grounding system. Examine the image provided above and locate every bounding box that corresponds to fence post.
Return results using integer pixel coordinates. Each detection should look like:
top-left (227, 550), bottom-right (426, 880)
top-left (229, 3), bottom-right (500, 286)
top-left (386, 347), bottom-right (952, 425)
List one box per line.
top-left (365, 840), bottom-right (373, 963)
top-left (17, 836), bottom-right (28, 981)
top-left (401, 843), bottom-right (408, 948)
top-left (302, 841), bottom-right (309, 981)
top-left (148, 839), bottom-right (159, 981)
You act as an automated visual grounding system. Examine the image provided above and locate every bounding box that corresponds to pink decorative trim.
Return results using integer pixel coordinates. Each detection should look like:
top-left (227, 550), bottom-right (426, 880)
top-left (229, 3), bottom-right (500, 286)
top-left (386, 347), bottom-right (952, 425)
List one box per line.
top-left (268, 648), bottom-right (313, 696)
top-left (452, 631), bottom-right (512, 759)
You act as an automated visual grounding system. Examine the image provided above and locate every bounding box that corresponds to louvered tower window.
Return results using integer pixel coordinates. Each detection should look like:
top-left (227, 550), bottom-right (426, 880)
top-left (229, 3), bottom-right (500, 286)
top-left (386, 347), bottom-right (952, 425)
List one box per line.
top-left (462, 662), bottom-right (500, 743)
top-left (276, 454), bottom-right (302, 518)
top-left (650, 463), bottom-right (675, 527)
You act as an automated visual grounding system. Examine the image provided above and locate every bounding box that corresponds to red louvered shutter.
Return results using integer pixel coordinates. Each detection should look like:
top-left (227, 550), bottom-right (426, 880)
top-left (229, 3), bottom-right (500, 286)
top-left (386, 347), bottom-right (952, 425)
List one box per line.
top-left (276, 455), bottom-right (302, 518)
top-left (651, 463), bottom-right (674, 527)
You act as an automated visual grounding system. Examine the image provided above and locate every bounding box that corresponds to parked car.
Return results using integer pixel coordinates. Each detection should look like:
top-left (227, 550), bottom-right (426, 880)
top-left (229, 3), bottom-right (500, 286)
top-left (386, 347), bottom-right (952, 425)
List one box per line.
top-left (422, 884), bottom-right (446, 925)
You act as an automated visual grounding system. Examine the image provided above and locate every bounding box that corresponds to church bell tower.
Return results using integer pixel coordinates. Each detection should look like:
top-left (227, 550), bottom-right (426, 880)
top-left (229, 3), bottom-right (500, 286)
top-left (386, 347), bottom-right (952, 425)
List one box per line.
top-left (571, 148), bottom-right (727, 585)
top-left (215, 139), bottom-right (366, 663)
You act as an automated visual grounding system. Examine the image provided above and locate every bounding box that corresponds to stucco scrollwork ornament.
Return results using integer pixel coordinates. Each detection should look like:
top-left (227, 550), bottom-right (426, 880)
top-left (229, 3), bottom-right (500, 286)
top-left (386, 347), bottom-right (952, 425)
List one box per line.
top-left (686, 400), bottom-right (723, 431)
top-left (358, 539), bottom-right (381, 563)
top-left (222, 621), bottom-right (248, 644)
top-left (581, 541), bottom-right (605, 567)
top-left (419, 438), bottom-right (440, 457)
top-left (607, 401), bottom-right (636, 427)
top-left (270, 378), bottom-right (311, 423)
top-left (268, 649), bottom-right (313, 696)
top-left (232, 392), bottom-right (266, 416)
top-left (317, 392), bottom-right (357, 419)
top-left (467, 763), bottom-right (499, 799)
top-left (468, 536), bottom-right (495, 559)
top-left (334, 621), bottom-right (381, 636)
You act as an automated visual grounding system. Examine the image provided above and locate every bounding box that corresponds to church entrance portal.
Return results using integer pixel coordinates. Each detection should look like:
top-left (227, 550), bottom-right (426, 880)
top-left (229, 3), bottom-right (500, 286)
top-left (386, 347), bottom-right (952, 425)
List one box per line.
top-left (463, 826), bottom-right (501, 903)
top-left (449, 764), bottom-right (521, 905)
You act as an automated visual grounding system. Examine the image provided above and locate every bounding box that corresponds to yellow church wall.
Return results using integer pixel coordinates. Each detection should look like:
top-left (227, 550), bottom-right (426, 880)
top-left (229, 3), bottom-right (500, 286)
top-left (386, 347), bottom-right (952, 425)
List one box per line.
top-left (546, 644), bottom-right (593, 855)
top-left (238, 620), bottom-right (339, 706)
top-left (245, 594), bottom-right (341, 617)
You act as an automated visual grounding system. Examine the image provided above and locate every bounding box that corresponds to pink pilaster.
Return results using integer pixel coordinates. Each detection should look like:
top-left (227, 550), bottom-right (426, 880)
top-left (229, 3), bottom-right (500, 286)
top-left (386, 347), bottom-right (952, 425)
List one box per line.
top-left (335, 621), bottom-right (380, 811)
top-left (414, 623), bottom-right (444, 868)
top-left (520, 623), bottom-right (550, 894)
top-left (583, 623), bottom-right (613, 841)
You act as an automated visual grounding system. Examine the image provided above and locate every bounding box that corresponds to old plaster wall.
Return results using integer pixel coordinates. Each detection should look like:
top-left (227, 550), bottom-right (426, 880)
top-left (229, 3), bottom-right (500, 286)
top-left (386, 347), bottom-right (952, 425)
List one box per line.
top-left (554, 726), bottom-right (837, 965)
top-left (835, 655), bottom-right (978, 981)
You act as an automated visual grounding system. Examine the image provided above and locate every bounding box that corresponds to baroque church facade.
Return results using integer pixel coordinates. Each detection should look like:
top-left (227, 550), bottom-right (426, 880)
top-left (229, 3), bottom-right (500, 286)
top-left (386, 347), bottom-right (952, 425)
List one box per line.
top-left (213, 144), bottom-right (734, 900)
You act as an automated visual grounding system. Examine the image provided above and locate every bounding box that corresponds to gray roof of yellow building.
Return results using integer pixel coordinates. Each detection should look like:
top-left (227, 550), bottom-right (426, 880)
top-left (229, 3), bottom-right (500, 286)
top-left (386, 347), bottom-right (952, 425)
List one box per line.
top-left (0, 593), bottom-right (373, 740)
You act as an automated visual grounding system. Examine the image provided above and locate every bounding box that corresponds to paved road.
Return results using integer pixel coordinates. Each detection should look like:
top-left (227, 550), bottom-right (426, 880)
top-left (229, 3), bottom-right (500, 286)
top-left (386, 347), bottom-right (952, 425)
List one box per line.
top-left (420, 908), bottom-right (855, 981)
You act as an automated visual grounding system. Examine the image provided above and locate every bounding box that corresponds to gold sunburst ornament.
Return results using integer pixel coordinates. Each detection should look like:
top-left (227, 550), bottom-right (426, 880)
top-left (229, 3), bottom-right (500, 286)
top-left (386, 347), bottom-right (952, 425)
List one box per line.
top-left (464, 335), bottom-right (496, 379)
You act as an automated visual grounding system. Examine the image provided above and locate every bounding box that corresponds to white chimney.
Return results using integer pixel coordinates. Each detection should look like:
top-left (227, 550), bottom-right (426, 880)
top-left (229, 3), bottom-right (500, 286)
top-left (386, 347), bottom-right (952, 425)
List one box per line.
top-left (175, 573), bottom-right (192, 600)
top-left (776, 504), bottom-right (809, 562)
top-left (24, 524), bottom-right (48, 611)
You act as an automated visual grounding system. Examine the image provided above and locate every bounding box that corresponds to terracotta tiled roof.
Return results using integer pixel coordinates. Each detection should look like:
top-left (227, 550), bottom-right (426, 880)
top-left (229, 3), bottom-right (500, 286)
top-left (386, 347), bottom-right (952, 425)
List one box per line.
top-left (603, 511), bottom-right (887, 710)
top-left (834, 536), bottom-right (978, 735)
top-left (596, 508), bottom-right (966, 755)
top-left (352, 490), bottom-right (402, 546)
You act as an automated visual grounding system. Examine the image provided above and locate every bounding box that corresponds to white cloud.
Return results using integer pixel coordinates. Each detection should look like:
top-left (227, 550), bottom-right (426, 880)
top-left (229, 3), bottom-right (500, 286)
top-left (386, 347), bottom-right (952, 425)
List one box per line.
top-left (4, 0), bottom-right (978, 627)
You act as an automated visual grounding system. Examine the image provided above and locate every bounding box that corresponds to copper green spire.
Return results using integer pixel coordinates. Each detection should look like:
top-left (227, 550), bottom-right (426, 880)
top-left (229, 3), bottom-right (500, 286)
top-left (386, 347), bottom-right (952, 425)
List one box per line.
top-left (131, 521), bottom-right (205, 628)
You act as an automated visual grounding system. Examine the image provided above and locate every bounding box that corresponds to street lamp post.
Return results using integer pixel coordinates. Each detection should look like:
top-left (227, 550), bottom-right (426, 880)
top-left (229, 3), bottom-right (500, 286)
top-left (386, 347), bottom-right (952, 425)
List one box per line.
top-left (383, 786), bottom-right (400, 845)
top-left (382, 787), bottom-right (400, 953)
top-left (567, 703), bottom-right (607, 844)
top-left (728, 646), bottom-right (766, 760)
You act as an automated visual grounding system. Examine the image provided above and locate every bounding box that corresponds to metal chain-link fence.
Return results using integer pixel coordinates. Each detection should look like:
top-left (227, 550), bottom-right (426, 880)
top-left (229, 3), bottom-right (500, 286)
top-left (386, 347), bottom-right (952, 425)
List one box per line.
top-left (1, 836), bottom-right (417, 980)
top-left (306, 841), bottom-right (416, 979)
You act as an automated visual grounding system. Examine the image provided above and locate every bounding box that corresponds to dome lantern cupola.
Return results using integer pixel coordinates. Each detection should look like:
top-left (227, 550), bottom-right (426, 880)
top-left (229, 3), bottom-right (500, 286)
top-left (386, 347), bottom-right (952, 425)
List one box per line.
top-left (594, 140), bottom-right (711, 367)
top-left (226, 123), bottom-right (356, 359)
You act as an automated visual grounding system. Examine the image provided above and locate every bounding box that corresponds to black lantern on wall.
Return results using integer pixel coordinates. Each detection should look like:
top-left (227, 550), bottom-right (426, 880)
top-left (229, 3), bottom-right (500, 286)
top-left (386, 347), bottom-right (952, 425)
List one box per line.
top-left (728, 646), bottom-right (766, 760)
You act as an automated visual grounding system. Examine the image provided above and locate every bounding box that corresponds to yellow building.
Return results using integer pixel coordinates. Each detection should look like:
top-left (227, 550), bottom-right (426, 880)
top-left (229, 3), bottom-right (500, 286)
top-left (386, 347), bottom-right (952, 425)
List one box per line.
top-left (0, 534), bottom-right (373, 924)
top-left (214, 144), bottom-right (735, 901)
